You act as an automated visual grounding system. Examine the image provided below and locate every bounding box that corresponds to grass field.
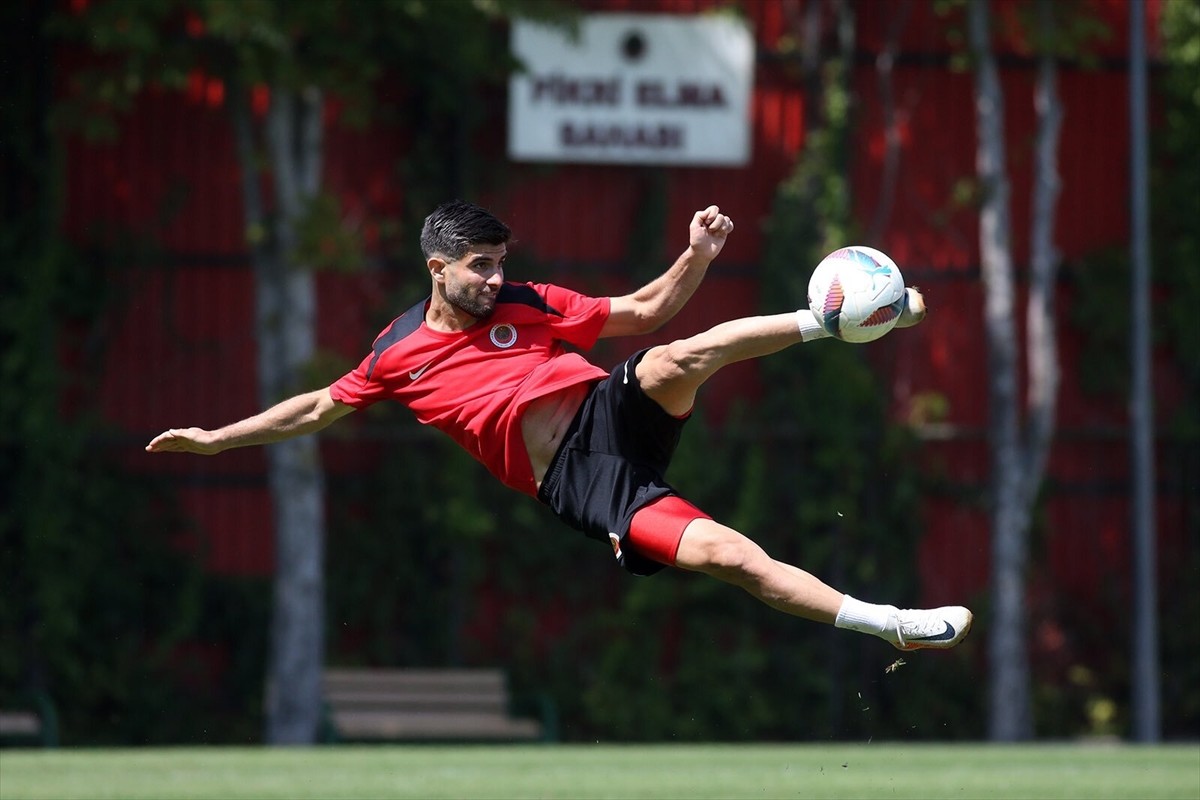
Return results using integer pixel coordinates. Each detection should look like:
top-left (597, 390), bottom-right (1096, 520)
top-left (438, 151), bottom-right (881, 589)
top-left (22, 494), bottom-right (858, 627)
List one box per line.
top-left (1, 743), bottom-right (1197, 800)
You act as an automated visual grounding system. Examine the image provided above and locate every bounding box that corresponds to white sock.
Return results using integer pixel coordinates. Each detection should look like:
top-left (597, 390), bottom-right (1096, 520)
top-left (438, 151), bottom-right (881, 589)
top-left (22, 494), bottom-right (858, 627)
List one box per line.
top-left (834, 595), bottom-right (896, 637)
top-left (795, 309), bottom-right (830, 342)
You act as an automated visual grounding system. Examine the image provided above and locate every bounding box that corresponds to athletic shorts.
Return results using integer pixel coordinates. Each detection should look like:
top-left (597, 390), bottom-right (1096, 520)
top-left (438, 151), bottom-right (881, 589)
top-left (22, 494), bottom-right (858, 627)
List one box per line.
top-left (536, 348), bottom-right (710, 576)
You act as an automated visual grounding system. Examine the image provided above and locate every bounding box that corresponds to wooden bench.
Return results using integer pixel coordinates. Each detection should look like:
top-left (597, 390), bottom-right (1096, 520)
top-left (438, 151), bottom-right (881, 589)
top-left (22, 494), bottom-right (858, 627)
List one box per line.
top-left (322, 668), bottom-right (546, 742)
top-left (0, 694), bottom-right (58, 747)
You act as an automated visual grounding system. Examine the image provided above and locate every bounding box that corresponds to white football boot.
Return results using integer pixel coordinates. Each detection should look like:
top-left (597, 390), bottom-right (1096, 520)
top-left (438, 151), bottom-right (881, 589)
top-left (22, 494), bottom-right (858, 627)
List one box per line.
top-left (887, 606), bottom-right (974, 651)
top-left (894, 288), bottom-right (927, 328)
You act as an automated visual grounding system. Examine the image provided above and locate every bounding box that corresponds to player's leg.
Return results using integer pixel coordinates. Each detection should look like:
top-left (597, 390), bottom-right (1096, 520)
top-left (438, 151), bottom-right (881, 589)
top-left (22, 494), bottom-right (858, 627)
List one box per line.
top-left (668, 516), bottom-right (844, 622)
top-left (635, 290), bottom-right (927, 417)
top-left (634, 514), bottom-right (972, 649)
top-left (634, 313), bottom-right (803, 417)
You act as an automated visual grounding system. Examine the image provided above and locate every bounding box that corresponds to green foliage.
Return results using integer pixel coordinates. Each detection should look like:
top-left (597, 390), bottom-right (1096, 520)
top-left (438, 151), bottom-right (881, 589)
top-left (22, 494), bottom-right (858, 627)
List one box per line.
top-left (936, 0), bottom-right (1111, 70)
top-left (1055, 0), bottom-right (1200, 740)
top-left (293, 192), bottom-right (367, 274)
top-left (1149, 0), bottom-right (1199, 738)
top-left (46, 0), bottom-right (195, 140)
top-left (0, 184), bottom-right (216, 745)
top-left (1065, 246), bottom-right (1131, 395)
top-left (48, 0), bottom-right (563, 132)
top-left (753, 8), bottom-right (979, 739)
top-left (32, 0), bottom-right (1196, 746)
top-left (325, 416), bottom-right (496, 668)
top-left (327, 0), bottom-right (977, 743)
top-left (547, 421), bottom-right (790, 741)
top-left (29, 0), bottom-right (581, 745)
top-left (50, 0), bottom-right (577, 272)
top-left (1014, 0), bottom-right (1111, 63)
top-left (1067, 2), bottom-right (1200, 465)
top-left (317, 144), bottom-right (975, 737)
top-left (1155, 0), bottom-right (1200, 426)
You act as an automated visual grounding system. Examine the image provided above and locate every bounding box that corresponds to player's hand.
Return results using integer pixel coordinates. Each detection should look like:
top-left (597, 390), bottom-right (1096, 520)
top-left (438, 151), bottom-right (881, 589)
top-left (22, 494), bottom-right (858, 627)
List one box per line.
top-left (689, 205), bottom-right (734, 261)
top-left (895, 288), bottom-right (927, 328)
top-left (145, 428), bottom-right (220, 455)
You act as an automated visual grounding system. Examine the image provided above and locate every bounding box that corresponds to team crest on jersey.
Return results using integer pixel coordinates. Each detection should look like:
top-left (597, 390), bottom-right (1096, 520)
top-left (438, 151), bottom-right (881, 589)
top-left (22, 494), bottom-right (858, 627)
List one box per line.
top-left (489, 323), bottom-right (517, 349)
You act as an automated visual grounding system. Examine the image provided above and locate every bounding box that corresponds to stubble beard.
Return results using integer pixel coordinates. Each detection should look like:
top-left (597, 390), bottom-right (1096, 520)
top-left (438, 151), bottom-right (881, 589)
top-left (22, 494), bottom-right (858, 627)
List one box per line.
top-left (448, 286), bottom-right (496, 321)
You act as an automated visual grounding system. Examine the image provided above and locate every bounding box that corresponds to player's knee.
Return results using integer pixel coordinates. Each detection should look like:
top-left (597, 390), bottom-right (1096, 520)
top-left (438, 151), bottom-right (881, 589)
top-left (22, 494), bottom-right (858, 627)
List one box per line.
top-left (682, 527), bottom-right (761, 582)
top-left (657, 337), bottom-right (715, 378)
top-left (706, 539), bottom-right (754, 579)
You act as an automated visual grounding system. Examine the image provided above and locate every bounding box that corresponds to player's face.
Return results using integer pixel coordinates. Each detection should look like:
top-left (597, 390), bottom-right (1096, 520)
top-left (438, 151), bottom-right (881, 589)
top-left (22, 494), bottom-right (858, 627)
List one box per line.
top-left (444, 244), bottom-right (506, 320)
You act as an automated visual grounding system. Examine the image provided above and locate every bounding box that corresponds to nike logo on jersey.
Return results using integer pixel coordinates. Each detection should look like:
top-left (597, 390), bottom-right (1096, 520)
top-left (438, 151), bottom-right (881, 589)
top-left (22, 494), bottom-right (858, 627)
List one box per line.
top-left (409, 362), bottom-right (433, 380)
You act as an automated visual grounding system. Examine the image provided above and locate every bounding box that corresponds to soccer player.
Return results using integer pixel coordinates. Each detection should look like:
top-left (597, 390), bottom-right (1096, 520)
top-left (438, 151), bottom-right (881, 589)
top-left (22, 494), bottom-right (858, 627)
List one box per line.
top-left (147, 201), bottom-right (972, 651)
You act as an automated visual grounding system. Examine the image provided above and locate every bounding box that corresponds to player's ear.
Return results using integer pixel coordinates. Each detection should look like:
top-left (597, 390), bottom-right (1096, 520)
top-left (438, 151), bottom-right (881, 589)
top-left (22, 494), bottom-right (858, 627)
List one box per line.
top-left (428, 256), bottom-right (447, 283)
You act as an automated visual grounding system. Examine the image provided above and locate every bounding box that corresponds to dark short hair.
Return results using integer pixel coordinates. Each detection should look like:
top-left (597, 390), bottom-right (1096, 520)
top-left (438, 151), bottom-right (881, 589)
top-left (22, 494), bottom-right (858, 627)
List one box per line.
top-left (420, 200), bottom-right (511, 261)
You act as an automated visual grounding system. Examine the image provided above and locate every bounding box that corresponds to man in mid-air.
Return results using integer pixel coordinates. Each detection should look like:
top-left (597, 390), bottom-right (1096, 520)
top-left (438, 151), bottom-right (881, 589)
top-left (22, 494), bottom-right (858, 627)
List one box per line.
top-left (148, 200), bottom-right (972, 651)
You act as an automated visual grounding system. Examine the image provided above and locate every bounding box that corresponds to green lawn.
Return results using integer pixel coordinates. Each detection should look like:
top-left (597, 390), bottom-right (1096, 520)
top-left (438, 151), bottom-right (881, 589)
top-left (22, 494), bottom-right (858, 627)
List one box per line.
top-left (0, 743), bottom-right (1197, 800)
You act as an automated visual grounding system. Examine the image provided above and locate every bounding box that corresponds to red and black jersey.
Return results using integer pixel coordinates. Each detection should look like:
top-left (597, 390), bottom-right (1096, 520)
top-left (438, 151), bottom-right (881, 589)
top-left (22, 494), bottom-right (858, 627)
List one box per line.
top-left (330, 282), bottom-right (611, 496)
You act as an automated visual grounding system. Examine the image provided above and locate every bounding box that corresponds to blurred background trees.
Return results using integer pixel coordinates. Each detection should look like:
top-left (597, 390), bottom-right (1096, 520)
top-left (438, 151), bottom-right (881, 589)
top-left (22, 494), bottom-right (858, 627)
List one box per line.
top-left (2, 0), bottom-right (1195, 746)
top-left (967, 0), bottom-right (1075, 743)
top-left (34, 0), bottom-right (573, 744)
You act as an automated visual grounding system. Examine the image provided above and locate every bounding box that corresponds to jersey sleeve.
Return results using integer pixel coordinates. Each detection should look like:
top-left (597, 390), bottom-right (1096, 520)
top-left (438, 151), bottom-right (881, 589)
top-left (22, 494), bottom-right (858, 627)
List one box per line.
top-left (533, 282), bottom-right (611, 350)
top-left (329, 298), bottom-right (426, 410)
top-left (329, 351), bottom-right (387, 410)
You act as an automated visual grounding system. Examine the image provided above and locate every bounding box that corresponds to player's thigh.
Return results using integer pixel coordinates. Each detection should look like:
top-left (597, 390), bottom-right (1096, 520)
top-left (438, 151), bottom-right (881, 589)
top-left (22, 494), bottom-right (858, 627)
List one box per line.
top-left (634, 342), bottom-right (710, 417)
top-left (626, 495), bottom-right (711, 567)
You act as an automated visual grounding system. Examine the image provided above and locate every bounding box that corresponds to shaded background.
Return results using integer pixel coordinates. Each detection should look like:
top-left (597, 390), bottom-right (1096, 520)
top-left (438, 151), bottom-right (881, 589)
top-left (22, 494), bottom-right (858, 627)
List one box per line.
top-left (2, 0), bottom-right (1196, 745)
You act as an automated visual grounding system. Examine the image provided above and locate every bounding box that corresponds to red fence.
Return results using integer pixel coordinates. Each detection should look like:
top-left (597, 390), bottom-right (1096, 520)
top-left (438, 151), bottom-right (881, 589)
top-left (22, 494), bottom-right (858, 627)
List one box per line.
top-left (63, 0), bottom-right (1186, 623)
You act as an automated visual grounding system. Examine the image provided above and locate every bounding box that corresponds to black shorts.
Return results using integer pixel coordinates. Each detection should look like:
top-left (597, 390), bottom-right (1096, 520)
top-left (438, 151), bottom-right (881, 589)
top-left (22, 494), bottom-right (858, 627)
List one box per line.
top-left (537, 349), bottom-right (690, 576)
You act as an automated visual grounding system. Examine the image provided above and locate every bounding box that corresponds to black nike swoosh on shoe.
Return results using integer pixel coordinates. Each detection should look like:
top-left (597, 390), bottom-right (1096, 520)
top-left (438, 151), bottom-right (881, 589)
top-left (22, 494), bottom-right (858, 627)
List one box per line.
top-left (909, 622), bottom-right (957, 642)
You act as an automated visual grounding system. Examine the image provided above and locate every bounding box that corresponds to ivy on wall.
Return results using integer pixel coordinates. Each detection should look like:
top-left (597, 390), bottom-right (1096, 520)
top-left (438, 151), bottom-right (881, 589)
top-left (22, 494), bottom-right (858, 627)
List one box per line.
top-left (9, 0), bottom-right (1196, 745)
top-left (317, 0), bottom-right (981, 743)
top-left (1066, 0), bottom-right (1200, 739)
top-left (0, 128), bottom-right (238, 745)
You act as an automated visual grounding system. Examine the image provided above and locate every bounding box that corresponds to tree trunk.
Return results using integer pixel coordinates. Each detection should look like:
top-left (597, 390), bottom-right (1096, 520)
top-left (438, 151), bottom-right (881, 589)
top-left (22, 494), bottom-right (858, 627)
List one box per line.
top-left (969, 0), bottom-right (1033, 742)
top-left (1127, 0), bottom-right (1160, 742)
top-left (971, 0), bottom-right (1065, 741)
top-left (1024, 0), bottom-right (1062, 503)
top-left (232, 82), bottom-right (327, 745)
top-left (866, 0), bottom-right (912, 244)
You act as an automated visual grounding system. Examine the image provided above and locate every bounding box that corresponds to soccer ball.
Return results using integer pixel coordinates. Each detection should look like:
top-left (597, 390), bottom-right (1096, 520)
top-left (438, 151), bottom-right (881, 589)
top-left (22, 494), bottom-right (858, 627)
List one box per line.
top-left (807, 246), bottom-right (907, 343)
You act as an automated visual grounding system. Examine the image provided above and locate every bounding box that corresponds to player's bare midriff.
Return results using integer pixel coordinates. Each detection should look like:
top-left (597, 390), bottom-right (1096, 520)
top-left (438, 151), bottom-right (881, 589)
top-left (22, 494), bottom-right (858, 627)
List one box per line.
top-left (522, 382), bottom-right (593, 490)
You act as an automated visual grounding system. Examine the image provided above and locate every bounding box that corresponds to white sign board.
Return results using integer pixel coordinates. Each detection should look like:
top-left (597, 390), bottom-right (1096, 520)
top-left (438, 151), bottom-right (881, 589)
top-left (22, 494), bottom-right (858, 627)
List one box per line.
top-left (508, 14), bottom-right (755, 166)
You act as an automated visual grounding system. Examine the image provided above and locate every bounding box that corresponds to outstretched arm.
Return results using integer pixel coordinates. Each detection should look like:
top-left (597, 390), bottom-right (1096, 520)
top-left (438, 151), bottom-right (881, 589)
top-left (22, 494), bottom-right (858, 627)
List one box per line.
top-left (145, 388), bottom-right (354, 455)
top-left (599, 205), bottom-right (734, 339)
